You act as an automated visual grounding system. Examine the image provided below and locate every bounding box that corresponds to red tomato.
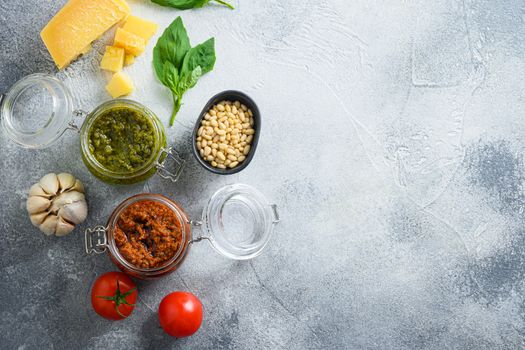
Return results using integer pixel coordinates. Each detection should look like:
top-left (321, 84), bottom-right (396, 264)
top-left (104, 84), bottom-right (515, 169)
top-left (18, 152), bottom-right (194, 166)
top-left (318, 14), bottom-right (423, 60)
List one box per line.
top-left (91, 272), bottom-right (137, 320)
top-left (158, 291), bottom-right (203, 337)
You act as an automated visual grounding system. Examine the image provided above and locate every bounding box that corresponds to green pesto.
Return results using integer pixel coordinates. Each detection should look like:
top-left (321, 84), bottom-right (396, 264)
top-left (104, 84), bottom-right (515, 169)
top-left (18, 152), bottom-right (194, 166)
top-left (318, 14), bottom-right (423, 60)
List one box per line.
top-left (88, 107), bottom-right (156, 173)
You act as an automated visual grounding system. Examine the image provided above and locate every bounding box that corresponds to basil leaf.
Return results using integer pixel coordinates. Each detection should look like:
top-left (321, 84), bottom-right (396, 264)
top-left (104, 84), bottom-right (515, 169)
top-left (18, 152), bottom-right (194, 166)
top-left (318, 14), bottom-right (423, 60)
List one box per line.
top-left (151, 0), bottom-right (234, 10)
top-left (152, 0), bottom-right (207, 9)
top-left (181, 38), bottom-right (216, 76)
top-left (153, 17), bottom-right (217, 126)
top-left (153, 16), bottom-right (190, 81)
top-left (162, 61), bottom-right (179, 92)
top-left (178, 66), bottom-right (203, 92)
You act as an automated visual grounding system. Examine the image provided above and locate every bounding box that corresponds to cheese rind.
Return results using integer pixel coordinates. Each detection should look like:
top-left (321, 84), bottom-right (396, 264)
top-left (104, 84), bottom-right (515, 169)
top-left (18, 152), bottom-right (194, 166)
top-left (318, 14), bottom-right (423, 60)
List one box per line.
top-left (122, 15), bottom-right (159, 42)
top-left (106, 72), bottom-right (134, 98)
top-left (40, 0), bottom-right (130, 69)
top-left (114, 28), bottom-right (146, 56)
top-left (100, 46), bottom-right (125, 72)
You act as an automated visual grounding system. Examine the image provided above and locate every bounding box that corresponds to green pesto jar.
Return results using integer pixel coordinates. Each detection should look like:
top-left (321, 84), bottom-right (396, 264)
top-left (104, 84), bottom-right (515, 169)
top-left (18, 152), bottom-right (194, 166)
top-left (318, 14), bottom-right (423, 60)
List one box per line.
top-left (80, 100), bottom-right (184, 185)
top-left (1, 74), bottom-right (184, 185)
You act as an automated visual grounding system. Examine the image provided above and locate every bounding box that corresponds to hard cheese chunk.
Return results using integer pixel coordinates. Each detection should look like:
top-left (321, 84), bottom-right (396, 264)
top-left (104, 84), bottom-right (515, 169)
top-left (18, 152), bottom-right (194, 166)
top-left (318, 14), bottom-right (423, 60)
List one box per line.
top-left (114, 28), bottom-right (146, 56)
top-left (40, 0), bottom-right (130, 69)
top-left (100, 46), bottom-right (125, 72)
top-left (124, 54), bottom-right (135, 66)
top-left (106, 71), bottom-right (134, 98)
top-left (122, 15), bottom-right (158, 42)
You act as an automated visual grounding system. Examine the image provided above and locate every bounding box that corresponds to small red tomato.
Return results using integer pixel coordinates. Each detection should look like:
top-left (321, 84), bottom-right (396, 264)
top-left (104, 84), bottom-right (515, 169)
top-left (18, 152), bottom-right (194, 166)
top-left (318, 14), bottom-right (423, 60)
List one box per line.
top-left (158, 291), bottom-right (203, 337)
top-left (91, 272), bottom-right (137, 320)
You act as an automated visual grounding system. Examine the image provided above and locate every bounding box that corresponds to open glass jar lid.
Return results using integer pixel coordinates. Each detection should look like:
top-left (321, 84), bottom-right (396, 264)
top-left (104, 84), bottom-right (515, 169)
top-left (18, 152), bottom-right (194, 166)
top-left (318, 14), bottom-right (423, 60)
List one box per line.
top-left (199, 183), bottom-right (280, 260)
top-left (85, 184), bottom-right (280, 279)
top-left (0, 73), bottom-right (183, 184)
top-left (1, 73), bottom-right (74, 148)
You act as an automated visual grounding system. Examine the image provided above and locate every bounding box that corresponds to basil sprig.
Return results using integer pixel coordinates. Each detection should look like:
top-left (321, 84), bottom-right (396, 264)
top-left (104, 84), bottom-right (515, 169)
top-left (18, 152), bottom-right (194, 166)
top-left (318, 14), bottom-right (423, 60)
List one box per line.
top-left (152, 0), bottom-right (234, 10)
top-left (153, 17), bottom-right (216, 125)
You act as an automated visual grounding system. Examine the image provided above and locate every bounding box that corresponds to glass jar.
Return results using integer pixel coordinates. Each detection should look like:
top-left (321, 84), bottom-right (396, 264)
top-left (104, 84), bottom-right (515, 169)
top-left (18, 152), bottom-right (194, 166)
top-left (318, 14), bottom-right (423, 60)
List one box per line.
top-left (85, 184), bottom-right (280, 279)
top-left (0, 73), bottom-right (183, 184)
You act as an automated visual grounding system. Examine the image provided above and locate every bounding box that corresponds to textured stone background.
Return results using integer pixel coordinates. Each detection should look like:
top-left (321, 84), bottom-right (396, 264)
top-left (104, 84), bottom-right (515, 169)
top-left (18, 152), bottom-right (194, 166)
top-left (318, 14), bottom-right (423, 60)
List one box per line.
top-left (1, 0), bottom-right (525, 349)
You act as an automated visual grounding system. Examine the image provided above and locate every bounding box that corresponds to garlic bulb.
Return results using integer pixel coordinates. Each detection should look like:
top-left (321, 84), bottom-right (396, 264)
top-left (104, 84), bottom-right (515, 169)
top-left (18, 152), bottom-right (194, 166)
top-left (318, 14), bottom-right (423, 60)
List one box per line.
top-left (26, 173), bottom-right (88, 236)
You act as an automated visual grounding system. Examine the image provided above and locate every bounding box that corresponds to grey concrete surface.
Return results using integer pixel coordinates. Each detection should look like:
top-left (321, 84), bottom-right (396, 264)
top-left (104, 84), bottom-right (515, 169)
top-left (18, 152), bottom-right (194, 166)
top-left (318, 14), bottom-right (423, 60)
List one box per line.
top-left (1, 0), bottom-right (525, 349)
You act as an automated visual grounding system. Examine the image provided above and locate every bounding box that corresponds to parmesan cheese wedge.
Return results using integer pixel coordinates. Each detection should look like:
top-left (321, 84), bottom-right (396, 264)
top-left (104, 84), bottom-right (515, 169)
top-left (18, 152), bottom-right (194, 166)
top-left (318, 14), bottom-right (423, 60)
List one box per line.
top-left (40, 0), bottom-right (130, 69)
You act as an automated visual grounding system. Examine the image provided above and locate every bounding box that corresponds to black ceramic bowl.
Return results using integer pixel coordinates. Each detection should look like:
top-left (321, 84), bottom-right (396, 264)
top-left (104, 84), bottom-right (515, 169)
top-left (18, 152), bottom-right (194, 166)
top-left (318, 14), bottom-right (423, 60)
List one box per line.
top-left (192, 91), bottom-right (260, 175)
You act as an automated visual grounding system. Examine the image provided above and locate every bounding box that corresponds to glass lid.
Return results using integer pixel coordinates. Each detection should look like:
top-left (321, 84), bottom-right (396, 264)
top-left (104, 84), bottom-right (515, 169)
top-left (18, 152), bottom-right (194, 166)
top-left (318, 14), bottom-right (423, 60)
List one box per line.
top-left (201, 184), bottom-right (280, 260)
top-left (1, 73), bottom-right (74, 148)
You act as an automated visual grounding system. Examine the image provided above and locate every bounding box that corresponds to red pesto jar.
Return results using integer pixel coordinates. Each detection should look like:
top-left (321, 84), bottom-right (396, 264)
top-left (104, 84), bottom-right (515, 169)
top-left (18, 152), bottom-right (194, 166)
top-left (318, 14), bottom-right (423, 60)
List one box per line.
top-left (85, 184), bottom-right (280, 279)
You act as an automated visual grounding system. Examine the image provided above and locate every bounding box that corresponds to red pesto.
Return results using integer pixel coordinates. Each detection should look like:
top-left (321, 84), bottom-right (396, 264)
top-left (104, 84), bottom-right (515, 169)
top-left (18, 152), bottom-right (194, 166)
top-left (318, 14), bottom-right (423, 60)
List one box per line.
top-left (114, 200), bottom-right (182, 269)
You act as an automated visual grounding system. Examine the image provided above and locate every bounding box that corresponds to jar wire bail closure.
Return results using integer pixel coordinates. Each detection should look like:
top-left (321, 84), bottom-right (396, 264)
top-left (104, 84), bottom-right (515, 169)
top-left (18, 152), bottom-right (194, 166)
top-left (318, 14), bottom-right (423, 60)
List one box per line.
top-left (189, 220), bottom-right (210, 244)
top-left (155, 147), bottom-right (185, 183)
top-left (271, 204), bottom-right (280, 223)
top-left (85, 225), bottom-right (109, 254)
top-left (68, 109), bottom-right (88, 133)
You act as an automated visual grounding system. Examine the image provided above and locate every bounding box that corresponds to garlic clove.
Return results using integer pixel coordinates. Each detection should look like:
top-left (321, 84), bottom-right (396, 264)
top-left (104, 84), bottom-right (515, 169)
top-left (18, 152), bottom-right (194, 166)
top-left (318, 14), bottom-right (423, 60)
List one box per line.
top-left (29, 183), bottom-right (50, 197)
top-left (39, 173), bottom-right (59, 195)
top-left (55, 217), bottom-right (75, 237)
top-left (57, 173), bottom-right (76, 191)
top-left (59, 200), bottom-right (88, 225)
top-left (27, 196), bottom-right (51, 214)
top-left (40, 215), bottom-right (58, 236)
top-left (50, 191), bottom-right (85, 213)
top-left (71, 179), bottom-right (85, 193)
top-left (30, 211), bottom-right (49, 226)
